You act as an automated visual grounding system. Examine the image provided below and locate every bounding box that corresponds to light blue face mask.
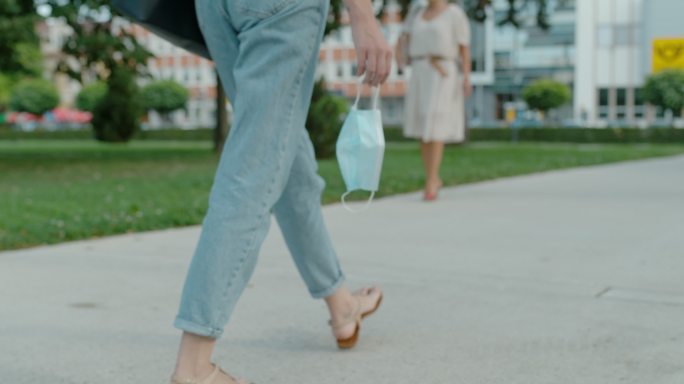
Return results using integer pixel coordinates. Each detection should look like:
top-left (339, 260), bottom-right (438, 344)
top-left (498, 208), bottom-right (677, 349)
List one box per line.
top-left (335, 79), bottom-right (385, 212)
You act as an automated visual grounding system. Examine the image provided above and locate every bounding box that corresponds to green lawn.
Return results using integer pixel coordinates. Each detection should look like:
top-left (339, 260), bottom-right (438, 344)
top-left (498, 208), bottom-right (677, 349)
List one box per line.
top-left (2, 140), bottom-right (683, 250)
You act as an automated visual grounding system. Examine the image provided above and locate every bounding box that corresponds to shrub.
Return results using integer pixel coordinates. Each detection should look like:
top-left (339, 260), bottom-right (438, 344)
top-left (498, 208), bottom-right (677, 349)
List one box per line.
top-left (4, 126), bottom-right (684, 144)
top-left (643, 70), bottom-right (684, 122)
top-left (140, 80), bottom-right (189, 123)
top-left (522, 79), bottom-right (571, 114)
top-left (306, 79), bottom-right (349, 158)
top-left (0, 74), bottom-right (14, 112)
top-left (0, 127), bottom-right (214, 141)
top-left (468, 127), bottom-right (684, 144)
top-left (92, 68), bottom-right (141, 142)
top-left (75, 81), bottom-right (107, 112)
top-left (9, 78), bottom-right (59, 115)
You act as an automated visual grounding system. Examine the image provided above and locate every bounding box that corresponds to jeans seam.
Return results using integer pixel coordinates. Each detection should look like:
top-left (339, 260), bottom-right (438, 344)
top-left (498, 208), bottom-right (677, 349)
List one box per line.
top-left (237, 0), bottom-right (298, 19)
top-left (309, 271), bottom-right (345, 298)
top-left (216, 1), bottom-right (325, 328)
top-left (216, 0), bottom-right (232, 24)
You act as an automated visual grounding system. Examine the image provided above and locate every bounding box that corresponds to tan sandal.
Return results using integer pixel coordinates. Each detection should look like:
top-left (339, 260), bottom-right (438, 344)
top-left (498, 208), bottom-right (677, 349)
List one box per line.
top-left (329, 287), bottom-right (383, 350)
top-left (170, 364), bottom-right (251, 384)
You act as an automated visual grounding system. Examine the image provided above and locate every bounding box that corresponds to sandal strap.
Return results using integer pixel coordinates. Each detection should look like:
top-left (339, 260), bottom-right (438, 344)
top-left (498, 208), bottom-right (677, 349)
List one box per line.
top-left (329, 298), bottom-right (362, 330)
top-left (171, 364), bottom-right (221, 384)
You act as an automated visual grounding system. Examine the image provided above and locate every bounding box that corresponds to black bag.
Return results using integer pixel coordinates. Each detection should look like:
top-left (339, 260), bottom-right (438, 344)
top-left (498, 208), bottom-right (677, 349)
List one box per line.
top-left (112, 0), bottom-right (211, 59)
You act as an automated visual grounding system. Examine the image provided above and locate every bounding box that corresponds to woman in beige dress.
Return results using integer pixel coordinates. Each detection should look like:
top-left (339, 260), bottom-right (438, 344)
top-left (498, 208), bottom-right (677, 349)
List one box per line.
top-left (397, 0), bottom-right (472, 201)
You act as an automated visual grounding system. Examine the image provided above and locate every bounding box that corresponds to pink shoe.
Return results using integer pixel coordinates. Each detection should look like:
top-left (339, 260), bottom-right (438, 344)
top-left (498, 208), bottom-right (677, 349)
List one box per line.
top-left (423, 191), bottom-right (438, 201)
top-left (423, 180), bottom-right (443, 202)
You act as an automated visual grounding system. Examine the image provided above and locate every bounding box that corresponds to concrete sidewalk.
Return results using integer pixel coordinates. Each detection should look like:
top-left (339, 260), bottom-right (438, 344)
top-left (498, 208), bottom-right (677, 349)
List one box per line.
top-left (1, 156), bottom-right (684, 384)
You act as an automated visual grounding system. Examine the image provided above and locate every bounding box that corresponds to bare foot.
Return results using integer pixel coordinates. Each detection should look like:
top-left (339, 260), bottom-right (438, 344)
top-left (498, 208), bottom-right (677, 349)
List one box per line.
top-left (424, 178), bottom-right (443, 201)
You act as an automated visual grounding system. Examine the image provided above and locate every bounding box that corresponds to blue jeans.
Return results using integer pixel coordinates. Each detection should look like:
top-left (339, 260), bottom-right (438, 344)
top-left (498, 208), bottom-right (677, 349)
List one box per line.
top-left (174, 0), bottom-right (344, 339)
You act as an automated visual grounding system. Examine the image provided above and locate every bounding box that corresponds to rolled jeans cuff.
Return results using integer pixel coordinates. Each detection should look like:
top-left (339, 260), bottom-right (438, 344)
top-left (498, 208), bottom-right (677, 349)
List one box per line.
top-left (173, 317), bottom-right (224, 339)
top-left (309, 272), bottom-right (345, 299)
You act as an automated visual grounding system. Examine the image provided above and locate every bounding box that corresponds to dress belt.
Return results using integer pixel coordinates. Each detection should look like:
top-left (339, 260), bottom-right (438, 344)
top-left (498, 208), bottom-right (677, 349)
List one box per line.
top-left (409, 55), bottom-right (453, 77)
top-left (409, 55), bottom-right (452, 61)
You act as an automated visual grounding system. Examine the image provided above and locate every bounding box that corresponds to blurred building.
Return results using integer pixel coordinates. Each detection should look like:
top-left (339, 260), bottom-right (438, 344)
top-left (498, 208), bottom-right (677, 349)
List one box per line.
top-left (318, 0), bottom-right (495, 126)
top-left (487, 0), bottom-right (576, 125)
top-left (575, 0), bottom-right (684, 127)
top-left (129, 24), bottom-right (218, 128)
top-left (37, 18), bottom-right (219, 129)
top-left (36, 18), bottom-right (82, 107)
top-left (37, 0), bottom-right (683, 129)
top-left (319, 0), bottom-right (578, 127)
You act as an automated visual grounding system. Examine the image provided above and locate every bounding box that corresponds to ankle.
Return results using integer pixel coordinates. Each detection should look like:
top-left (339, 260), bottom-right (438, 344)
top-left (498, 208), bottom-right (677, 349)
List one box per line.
top-left (325, 293), bottom-right (356, 320)
top-left (174, 361), bottom-right (214, 381)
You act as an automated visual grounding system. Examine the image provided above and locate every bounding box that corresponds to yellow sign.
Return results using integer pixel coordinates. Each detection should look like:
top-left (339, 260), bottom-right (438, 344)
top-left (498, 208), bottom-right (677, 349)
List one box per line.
top-left (505, 107), bottom-right (516, 124)
top-left (653, 38), bottom-right (684, 73)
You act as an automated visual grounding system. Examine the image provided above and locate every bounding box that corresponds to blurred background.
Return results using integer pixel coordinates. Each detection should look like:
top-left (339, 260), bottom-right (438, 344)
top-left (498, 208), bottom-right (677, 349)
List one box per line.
top-left (1, 0), bottom-right (684, 251)
top-left (3, 0), bottom-right (682, 131)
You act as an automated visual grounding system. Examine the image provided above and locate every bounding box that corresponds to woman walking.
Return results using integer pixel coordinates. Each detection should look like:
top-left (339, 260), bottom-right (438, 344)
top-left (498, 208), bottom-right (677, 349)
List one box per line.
top-left (169, 0), bottom-right (391, 383)
top-left (398, 0), bottom-right (472, 201)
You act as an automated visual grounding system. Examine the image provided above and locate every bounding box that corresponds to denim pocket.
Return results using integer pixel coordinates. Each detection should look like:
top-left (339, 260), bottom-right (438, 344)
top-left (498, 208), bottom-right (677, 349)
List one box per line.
top-left (235, 0), bottom-right (299, 18)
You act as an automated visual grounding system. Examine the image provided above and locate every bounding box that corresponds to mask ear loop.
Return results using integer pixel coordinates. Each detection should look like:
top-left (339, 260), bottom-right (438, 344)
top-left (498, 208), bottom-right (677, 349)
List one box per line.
top-left (371, 85), bottom-right (380, 110)
top-left (341, 190), bottom-right (376, 213)
top-left (352, 76), bottom-right (363, 109)
top-left (353, 76), bottom-right (380, 110)
top-left (339, 77), bottom-right (380, 213)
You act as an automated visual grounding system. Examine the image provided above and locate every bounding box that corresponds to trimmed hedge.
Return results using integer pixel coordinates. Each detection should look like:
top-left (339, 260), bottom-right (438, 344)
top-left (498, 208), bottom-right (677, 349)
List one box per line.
top-left (2, 126), bottom-right (684, 144)
top-left (0, 127), bottom-right (214, 141)
top-left (467, 127), bottom-right (684, 144)
top-left (385, 126), bottom-right (684, 144)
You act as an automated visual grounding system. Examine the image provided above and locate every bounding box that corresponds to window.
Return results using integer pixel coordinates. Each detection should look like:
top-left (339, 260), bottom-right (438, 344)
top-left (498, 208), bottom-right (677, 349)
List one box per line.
top-left (495, 93), bottom-right (514, 121)
top-left (597, 24), bottom-right (638, 47)
top-left (634, 88), bottom-right (645, 119)
top-left (597, 26), bottom-right (613, 47)
top-left (616, 88), bottom-right (627, 120)
top-left (469, 21), bottom-right (487, 74)
top-left (599, 88), bottom-right (609, 107)
top-left (616, 88), bottom-right (627, 106)
top-left (336, 62), bottom-right (344, 79)
top-left (598, 88), bottom-right (610, 119)
top-left (494, 52), bottom-right (512, 69)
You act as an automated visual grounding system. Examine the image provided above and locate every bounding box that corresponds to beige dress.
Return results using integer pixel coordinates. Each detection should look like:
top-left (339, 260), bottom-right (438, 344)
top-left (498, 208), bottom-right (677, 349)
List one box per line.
top-left (403, 4), bottom-right (471, 143)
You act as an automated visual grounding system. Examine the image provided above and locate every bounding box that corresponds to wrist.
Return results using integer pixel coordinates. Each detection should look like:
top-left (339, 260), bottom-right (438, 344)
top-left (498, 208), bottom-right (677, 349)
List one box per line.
top-left (344, 0), bottom-right (372, 19)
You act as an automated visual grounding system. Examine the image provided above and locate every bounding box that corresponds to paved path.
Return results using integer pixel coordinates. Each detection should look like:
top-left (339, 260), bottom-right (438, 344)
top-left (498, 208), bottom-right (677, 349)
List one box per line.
top-left (2, 156), bottom-right (684, 384)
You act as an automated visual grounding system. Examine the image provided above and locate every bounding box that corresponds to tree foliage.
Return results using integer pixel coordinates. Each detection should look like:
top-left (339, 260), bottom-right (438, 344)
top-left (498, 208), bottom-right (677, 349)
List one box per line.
top-left (91, 67), bottom-right (141, 142)
top-left (75, 81), bottom-right (107, 112)
top-left (522, 79), bottom-right (570, 113)
top-left (306, 79), bottom-right (349, 159)
top-left (0, 0), bottom-right (40, 75)
top-left (43, 0), bottom-right (152, 82)
top-left (42, 0), bottom-right (153, 141)
top-left (9, 78), bottom-right (59, 115)
top-left (328, 0), bottom-right (552, 32)
top-left (642, 70), bottom-right (684, 117)
top-left (0, 73), bottom-right (14, 111)
top-left (140, 80), bottom-right (189, 119)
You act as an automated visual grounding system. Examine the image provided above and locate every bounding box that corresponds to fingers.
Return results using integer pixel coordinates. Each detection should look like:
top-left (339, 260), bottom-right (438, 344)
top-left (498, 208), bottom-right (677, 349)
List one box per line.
top-left (365, 49), bottom-right (377, 85)
top-left (464, 83), bottom-right (473, 98)
top-left (362, 46), bottom-right (392, 86)
top-left (378, 49), bottom-right (391, 84)
top-left (356, 49), bottom-right (368, 77)
top-left (376, 52), bottom-right (387, 85)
